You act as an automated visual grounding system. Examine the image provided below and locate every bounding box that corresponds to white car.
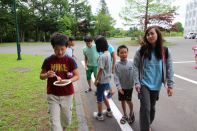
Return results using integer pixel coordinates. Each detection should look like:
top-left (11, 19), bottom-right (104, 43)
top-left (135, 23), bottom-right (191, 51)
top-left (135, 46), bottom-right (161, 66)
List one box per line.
top-left (184, 32), bottom-right (195, 39)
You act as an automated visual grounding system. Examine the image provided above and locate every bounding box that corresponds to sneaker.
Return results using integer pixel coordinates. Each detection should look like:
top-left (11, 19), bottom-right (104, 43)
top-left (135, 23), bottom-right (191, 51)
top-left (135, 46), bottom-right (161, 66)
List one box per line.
top-left (85, 88), bottom-right (92, 93)
top-left (106, 110), bottom-right (113, 117)
top-left (96, 113), bottom-right (104, 121)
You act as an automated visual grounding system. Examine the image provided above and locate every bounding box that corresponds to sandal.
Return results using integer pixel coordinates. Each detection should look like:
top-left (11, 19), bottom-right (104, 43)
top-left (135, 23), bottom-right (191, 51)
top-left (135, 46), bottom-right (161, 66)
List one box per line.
top-left (128, 113), bottom-right (135, 124)
top-left (120, 115), bottom-right (128, 124)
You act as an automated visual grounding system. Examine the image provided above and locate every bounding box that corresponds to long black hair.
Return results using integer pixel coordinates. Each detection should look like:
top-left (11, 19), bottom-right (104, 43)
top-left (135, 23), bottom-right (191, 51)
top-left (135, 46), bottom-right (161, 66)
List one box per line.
top-left (140, 26), bottom-right (164, 60)
top-left (94, 35), bottom-right (108, 52)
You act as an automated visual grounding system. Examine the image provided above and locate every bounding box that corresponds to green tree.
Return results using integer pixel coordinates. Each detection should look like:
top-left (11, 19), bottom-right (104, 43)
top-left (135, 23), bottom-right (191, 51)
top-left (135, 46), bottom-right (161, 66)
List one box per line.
top-left (95, 0), bottom-right (115, 36)
top-left (0, 0), bottom-right (15, 42)
top-left (69, 0), bottom-right (94, 38)
top-left (173, 22), bottom-right (184, 32)
top-left (58, 15), bottom-right (73, 36)
top-left (121, 0), bottom-right (178, 31)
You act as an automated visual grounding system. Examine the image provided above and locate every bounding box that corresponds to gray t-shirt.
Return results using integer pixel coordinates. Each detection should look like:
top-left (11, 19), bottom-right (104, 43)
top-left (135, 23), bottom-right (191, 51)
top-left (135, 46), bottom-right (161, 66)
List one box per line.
top-left (114, 60), bottom-right (134, 89)
top-left (98, 51), bottom-right (112, 83)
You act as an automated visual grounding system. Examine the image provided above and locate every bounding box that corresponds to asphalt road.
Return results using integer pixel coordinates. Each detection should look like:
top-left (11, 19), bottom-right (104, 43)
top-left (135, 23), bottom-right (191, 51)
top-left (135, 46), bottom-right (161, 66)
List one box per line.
top-left (1, 37), bottom-right (197, 131)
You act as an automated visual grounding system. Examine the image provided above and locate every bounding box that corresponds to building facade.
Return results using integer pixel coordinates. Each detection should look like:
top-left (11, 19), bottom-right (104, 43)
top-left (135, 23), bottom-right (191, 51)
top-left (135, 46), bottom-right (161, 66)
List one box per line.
top-left (184, 0), bottom-right (197, 34)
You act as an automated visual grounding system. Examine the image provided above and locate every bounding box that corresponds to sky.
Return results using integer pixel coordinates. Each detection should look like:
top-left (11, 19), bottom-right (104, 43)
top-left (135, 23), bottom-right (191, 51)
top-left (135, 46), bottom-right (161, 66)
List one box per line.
top-left (88, 0), bottom-right (188, 30)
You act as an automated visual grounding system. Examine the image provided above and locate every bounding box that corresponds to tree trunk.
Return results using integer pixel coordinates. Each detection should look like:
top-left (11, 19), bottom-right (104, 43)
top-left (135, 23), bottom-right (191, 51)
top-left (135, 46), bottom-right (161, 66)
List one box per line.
top-left (20, 31), bottom-right (25, 42)
top-left (43, 32), bottom-right (46, 42)
top-left (144, 0), bottom-right (149, 32)
top-left (35, 27), bottom-right (38, 41)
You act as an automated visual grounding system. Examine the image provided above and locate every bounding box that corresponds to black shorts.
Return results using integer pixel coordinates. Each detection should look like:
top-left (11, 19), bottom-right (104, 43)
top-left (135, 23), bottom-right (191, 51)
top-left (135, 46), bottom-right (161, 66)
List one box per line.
top-left (118, 88), bottom-right (133, 101)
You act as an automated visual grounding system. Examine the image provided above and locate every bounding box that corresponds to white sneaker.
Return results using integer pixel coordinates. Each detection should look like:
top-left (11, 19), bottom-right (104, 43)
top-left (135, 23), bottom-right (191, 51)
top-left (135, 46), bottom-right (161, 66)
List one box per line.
top-left (96, 114), bottom-right (104, 121)
top-left (106, 111), bottom-right (113, 117)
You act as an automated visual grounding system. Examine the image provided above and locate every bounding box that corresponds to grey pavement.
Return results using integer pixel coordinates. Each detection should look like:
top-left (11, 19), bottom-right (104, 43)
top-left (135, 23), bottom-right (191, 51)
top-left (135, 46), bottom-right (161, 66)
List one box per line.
top-left (1, 38), bottom-right (197, 131)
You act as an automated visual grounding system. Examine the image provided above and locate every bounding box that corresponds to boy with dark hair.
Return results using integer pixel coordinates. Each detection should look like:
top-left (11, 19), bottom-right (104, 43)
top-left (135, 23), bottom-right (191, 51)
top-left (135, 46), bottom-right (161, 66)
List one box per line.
top-left (40, 32), bottom-right (79, 131)
top-left (83, 35), bottom-right (99, 93)
top-left (114, 45), bottom-right (135, 124)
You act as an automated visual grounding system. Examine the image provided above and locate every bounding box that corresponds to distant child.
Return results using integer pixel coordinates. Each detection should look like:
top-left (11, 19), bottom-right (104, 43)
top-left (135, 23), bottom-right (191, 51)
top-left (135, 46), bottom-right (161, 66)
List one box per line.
top-left (192, 45), bottom-right (197, 69)
top-left (40, 33), bottom-right (79, 131)
top-left (83, 35), bottom-right (99, 93)
top-left (94, 36), bottom-right (113, 121)
top-left (65, 37), bottom-right (76, 59)
top-left (114, 45), bottom-right (135, 124)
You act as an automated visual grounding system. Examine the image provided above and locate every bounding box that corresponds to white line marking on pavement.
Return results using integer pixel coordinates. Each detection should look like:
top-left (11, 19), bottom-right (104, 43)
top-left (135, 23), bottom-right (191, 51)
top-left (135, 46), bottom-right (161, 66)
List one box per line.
top-left (173, 61), bottom-right (195, 64)
top-left (174, 74), bottom-right (197, 85)
top-left (81, 61), bottom-right (133, 131)
top-left (128, 59), bottom-right (195, 64)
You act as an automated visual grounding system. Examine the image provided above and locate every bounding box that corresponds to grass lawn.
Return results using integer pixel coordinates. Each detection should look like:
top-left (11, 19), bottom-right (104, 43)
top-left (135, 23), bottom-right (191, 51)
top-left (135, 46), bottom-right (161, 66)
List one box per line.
top-left (0, 54), bottom-right (78, 130)
top-left (0, 42), bottom-right (49, 47)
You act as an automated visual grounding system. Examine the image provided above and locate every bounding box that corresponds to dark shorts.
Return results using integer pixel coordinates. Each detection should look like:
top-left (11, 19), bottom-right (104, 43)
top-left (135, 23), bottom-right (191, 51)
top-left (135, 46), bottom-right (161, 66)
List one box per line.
top-left (118, 88), bottom-right (133, 101)
top-left (96, 83), bottom-right (110, 102)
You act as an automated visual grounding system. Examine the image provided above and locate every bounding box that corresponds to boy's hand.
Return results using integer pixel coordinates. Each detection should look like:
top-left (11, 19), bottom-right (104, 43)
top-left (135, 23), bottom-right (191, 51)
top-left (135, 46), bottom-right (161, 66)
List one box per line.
top-left (56, 76), bottom-right (62, 81)
top-left (46, 70), bottom-right (55, 78)
top-left (167, 87), bottom-right (173, 96)
top-left (118, 88), bottom-right (124, 95)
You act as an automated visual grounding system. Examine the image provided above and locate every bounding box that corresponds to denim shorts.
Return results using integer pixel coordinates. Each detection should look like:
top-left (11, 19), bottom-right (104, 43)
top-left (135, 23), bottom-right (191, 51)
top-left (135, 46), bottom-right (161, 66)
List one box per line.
top-left (96, 83), bottom-right (110, 102)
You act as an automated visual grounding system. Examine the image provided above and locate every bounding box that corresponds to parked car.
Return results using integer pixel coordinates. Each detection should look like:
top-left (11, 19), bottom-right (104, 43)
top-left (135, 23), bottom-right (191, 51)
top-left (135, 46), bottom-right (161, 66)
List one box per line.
top-left (191, 33), bottom-right (197, 39)
top-left (184, 32), bottom-right (196, 39)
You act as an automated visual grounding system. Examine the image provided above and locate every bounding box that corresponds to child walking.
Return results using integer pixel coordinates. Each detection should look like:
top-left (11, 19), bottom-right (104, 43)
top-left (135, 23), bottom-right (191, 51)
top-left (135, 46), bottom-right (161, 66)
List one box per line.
top-left (40, 33), bottom-right (79, 131)
top-left (65, 37), bottom-right (76, 59)
top-left (94, 36), bottom-right (113, 120)
top-left (83, 35), bottom-right (99, 93)
top-left (192, 45), bottom-right (197, 69)
top-left (114, 45), bottom-right (135, 124)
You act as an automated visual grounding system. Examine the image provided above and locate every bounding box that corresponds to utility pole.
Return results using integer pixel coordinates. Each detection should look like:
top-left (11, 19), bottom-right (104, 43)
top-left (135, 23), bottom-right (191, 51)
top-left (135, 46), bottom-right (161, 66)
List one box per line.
top-left (13, 0), bottom-right (22, 60)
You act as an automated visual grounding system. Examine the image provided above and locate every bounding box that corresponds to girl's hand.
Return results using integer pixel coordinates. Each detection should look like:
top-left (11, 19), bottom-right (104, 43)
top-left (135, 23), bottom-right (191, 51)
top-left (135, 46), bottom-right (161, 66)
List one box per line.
top-left (167, 87), bottom-right (173, 96)
top-left (135, 84), bottom-right (141, 93)
top-left (94, 80), bottom-right (99, 86)
top-left (118, 88), bottom-right (124, 95)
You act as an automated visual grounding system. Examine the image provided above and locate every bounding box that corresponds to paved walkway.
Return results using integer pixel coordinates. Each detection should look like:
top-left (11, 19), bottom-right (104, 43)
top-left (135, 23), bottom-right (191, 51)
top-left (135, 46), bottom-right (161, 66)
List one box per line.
top-left (1, 38), bottom-right (197, 131)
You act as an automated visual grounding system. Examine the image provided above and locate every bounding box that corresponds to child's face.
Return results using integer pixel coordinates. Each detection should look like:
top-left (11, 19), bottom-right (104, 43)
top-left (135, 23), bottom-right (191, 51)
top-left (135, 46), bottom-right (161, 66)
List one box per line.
top-left (86, 41), bottom-right (92, 48)
top-left (69, 41), bottom-right (75, 46)
top-left (118, 48), bottom-right (128, 61)
top-left (71, 41), bottom-right (75, 46)
top-left (53, 45), bottom-right (66, 58)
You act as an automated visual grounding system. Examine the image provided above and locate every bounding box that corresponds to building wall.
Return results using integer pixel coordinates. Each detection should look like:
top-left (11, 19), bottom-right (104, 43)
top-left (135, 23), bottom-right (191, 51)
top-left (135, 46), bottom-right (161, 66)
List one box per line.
top-left (184, 0), bottom-right (197, 35)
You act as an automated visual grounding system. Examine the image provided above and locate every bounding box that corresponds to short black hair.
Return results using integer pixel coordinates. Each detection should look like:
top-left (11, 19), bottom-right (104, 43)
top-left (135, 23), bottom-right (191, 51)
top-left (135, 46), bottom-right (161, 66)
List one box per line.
top-left (83, 35), bottom-right (93, 42)
top-left (69, 37), bottom-right (75, 41)
top-left (51, 33), bottom-right (68, 47)
top-left (117, 45), bottom-right (128, 54)
top-left (95, 35), bottom-right (108, 52)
